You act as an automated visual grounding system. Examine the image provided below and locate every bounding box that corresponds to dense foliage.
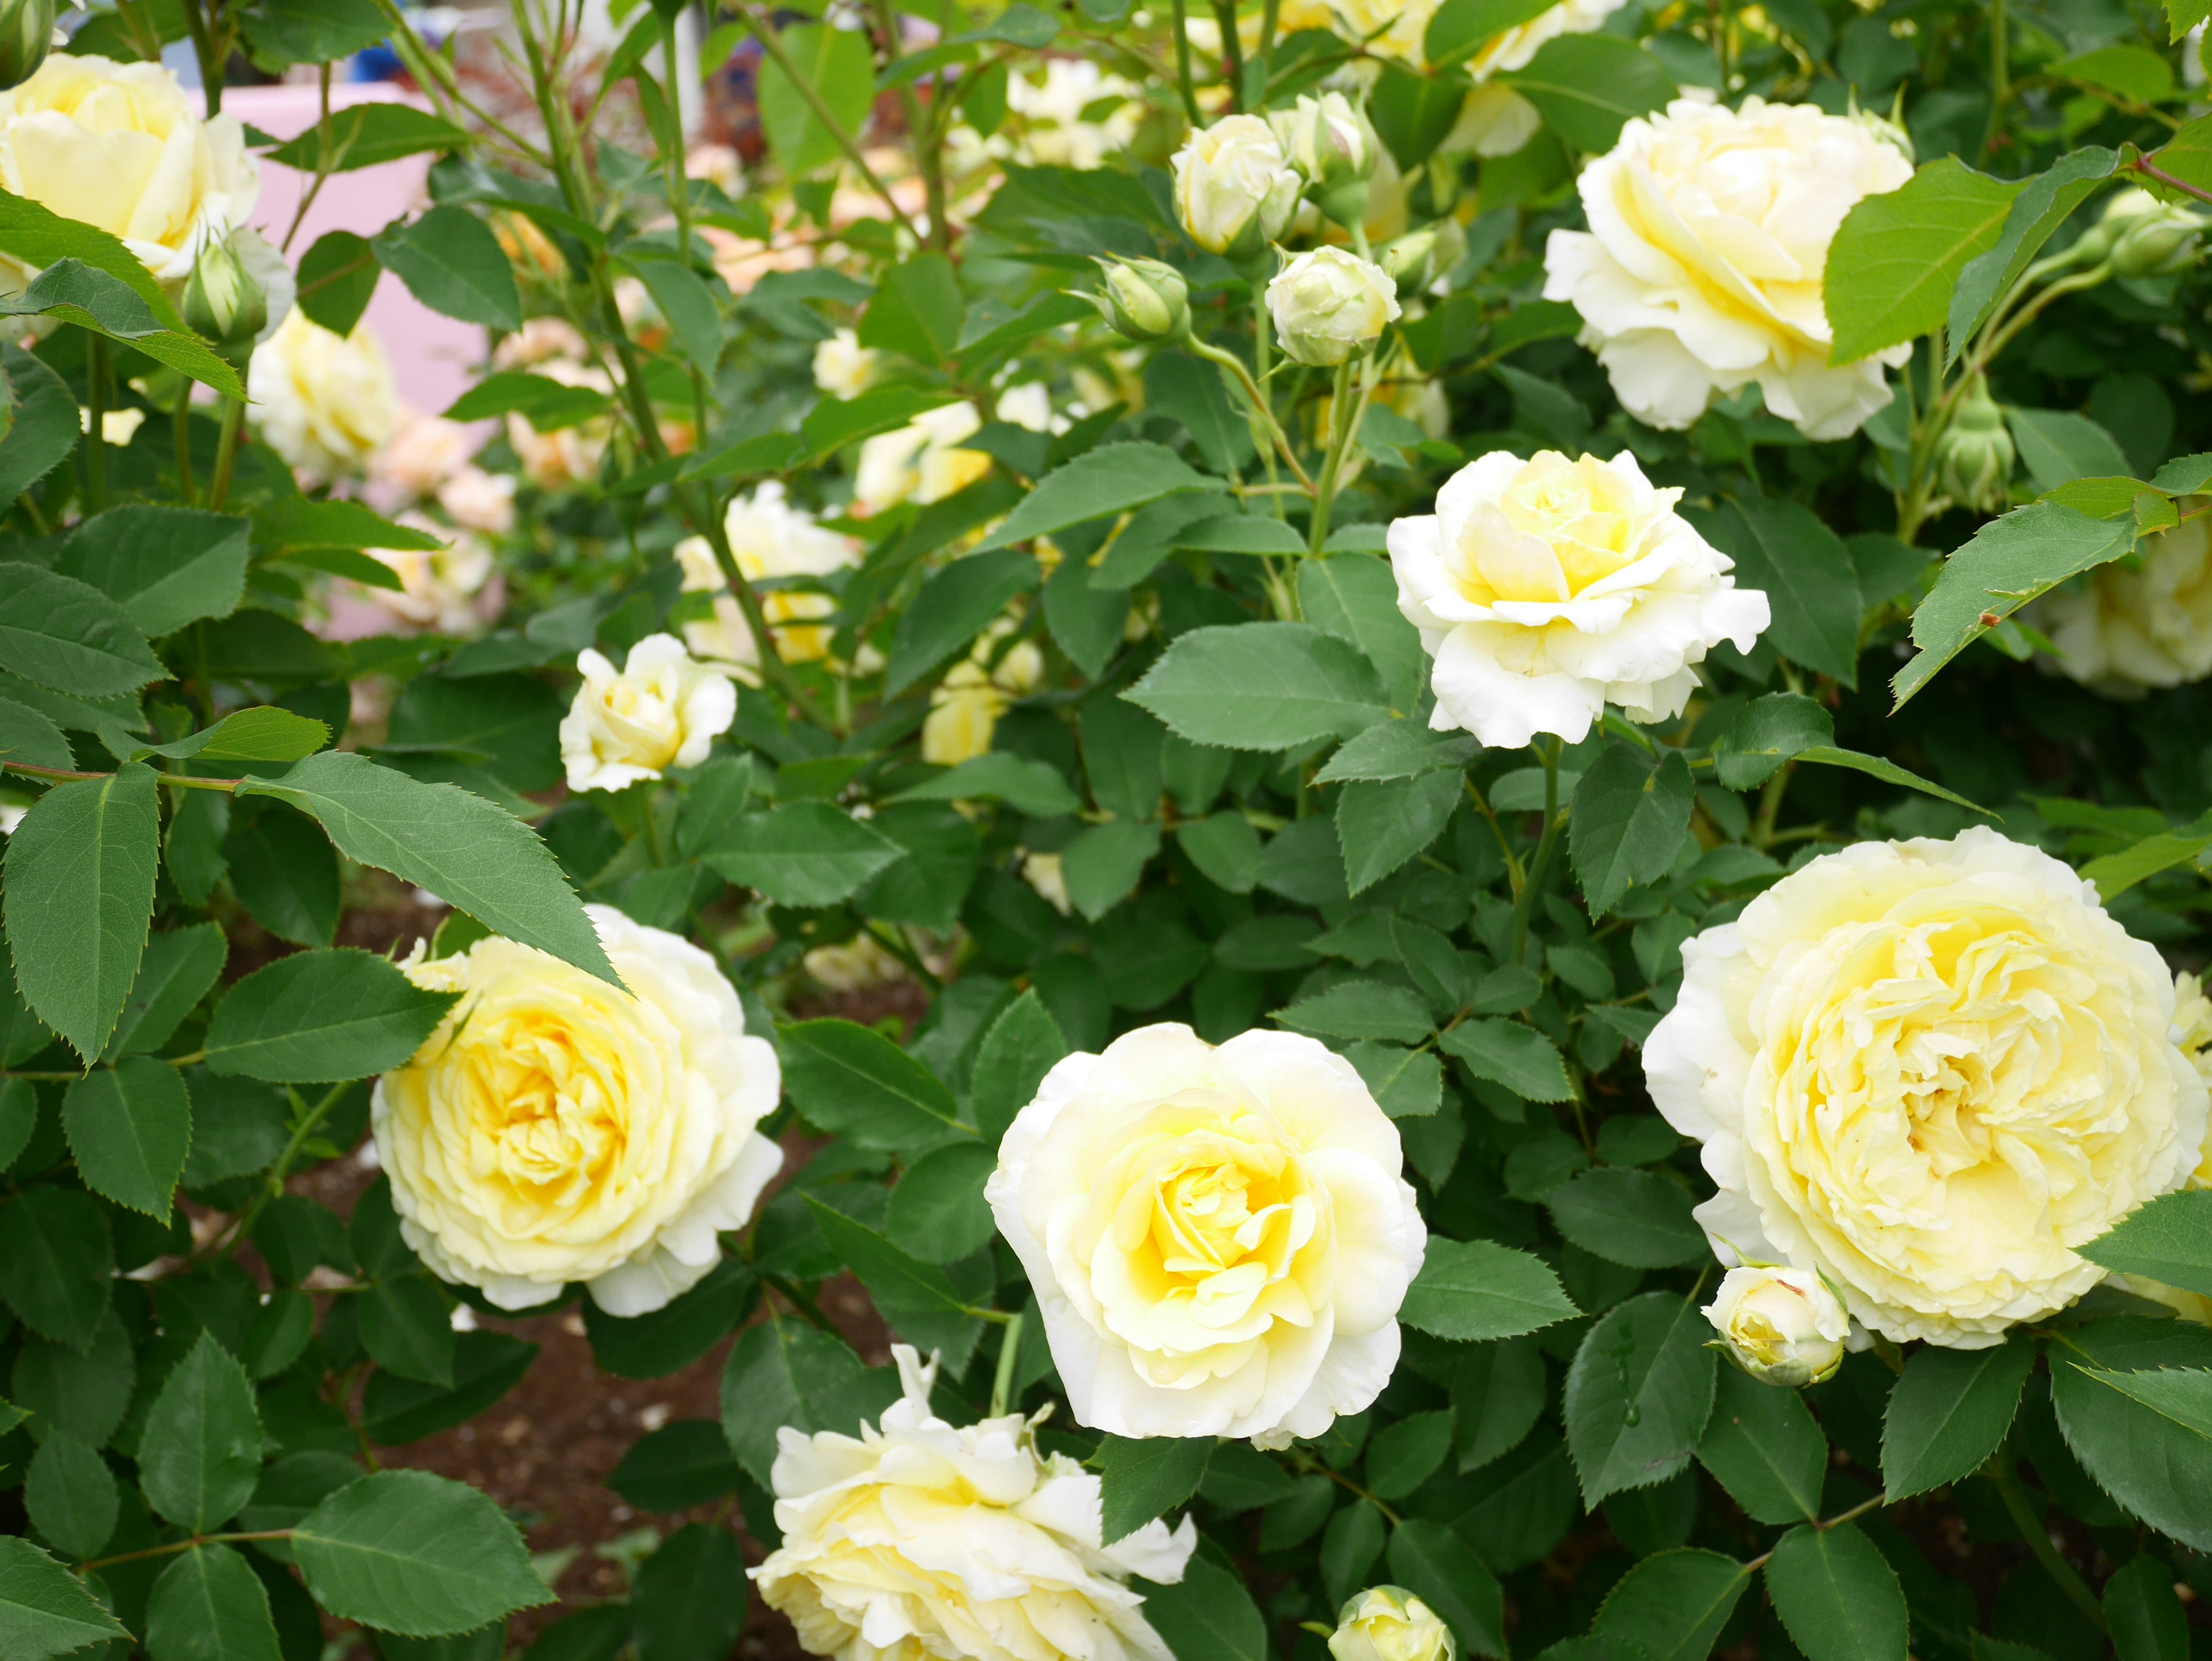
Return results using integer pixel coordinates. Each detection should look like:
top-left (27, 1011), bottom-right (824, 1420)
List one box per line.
top-left (5, 0), bottom-right (2212, 1656)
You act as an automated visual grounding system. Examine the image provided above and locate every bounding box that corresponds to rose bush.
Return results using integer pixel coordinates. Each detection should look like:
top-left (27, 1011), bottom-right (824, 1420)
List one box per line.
top-left (7, 0), bottom-right (2212, 1656)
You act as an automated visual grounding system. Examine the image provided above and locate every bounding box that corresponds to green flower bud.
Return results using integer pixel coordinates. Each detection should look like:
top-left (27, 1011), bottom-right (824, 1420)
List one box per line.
top-left (1329, 1587), bottom-right (1457, 1661)
top-left (1272, 92), bottom-right (1379, 229)
top-left (2111, 203), bottom-right (2203, 279)
top-left (0, 0), bottom-right (54, 93)
top-left (183, 234), bottom-right (267, 370)
top-left (1085, 256), bottom-right (1191, 344)
top-left (1934, 376), bottom-right (2014, 514)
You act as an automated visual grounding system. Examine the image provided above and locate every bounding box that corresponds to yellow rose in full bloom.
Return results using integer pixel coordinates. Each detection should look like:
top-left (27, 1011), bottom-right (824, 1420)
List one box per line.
top-left (559, 633), bottom-right (737, 793)
top-left (1646, 828), bottom-right (2209, 1347)
top-left (752, 1345), bottom-right (1196, 1661)
top-left (675, 482), bottom-right (862, 677)
top-left (372, 906), bottom-right (783, 1315)
top-left (986, 1023), bottom-right (1427, 1440)
top-left (0, 52), bottom-right (259, 287)
top-left (248, 309), bottom-right (400, 483)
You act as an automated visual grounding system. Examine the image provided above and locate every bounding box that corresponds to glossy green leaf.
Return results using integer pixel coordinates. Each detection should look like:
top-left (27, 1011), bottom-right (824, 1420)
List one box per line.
top-left (63, 1056), bottom-right (191, 1220)
top-left (1400, 1237), bottom-right (1579, 1342)
top-left (1564, 1292), bottom-right (1718, 1506)
top-left (204, 948), bottom-right (456, 1083)
top-left (294, 1469), bottom-right (553, 1637)
top-left (139, 1331), bottom-right (264, 1533)
top-left (1764, 1522), bottom-right (1908, 1661)
top-left (1093, 1435), bottom-right (1210, 1544)
top-left (1880, 1335), bottom-right (2033, 1499)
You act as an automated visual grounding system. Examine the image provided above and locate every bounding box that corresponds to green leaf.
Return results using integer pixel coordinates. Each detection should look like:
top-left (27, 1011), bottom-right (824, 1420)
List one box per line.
top-left (2047, 1318), bottom-right (2212, 1551)
top-left (2080, 830), bottom-right (2212, 901)
top-left (1141, 354), bottom-right (1254, 479)
top-left (362, 1276), bottom-right (457, 1388)
top-left (1337, 771), bottom-right (1463, 895)
top-left (1368, 62), bottom-right (1472, 172)
top-left (0, 1537), bottom-right (131, 1661)
top-left (632, 1524), bottom-right (747, 1661)
top-left (63, 1057), bottom-right (192, 1220)
top-left (1880, 1335), bottom-right (2033, 1500)
top-left (885, 549), bottom-right (1041, 695)
top-left (1498, 35), bottom-right (1676, 152)
top-left (236, 751), bottom-right (615, 985)
top-left (1546, 1167), bottom-right (1706, 1267)
top-left (101, 922), bottom-right (224, 1062)
top-left (1366, 1409), bottom-right (1454, 1499)
top-left (806, 1200), bottom-right (979, 1369)
top-left (2054, 44), bottom-right (2178, 101)
top-left (253, 495), bottom-right (445, 557)
top-left (779, 1017), bottom-right (965, 1151)
top-left (0, 695), bottom-right (69, 773)
top-left (0, 259), bottom-right (243, 397)
top-left (0, 188), bottom-right (196, 331)
top-left (585, 1258), bottom-right (756, 1382)
top-left (3, 762), bottom-right (160, 1062)
top-left (240, 0), bottom-right (391, 63)
top-left (1590, 1549), bottom-right (1752, 1661)
top-left (801, 388), bottom-right (963, 460)
top-left (295, 1469), bottom-right (554, 1637)
top-left (1400, 1237), bottom-right (1580, 1341)
top-left (1764, 1522), bottom-right (1908, 1661)
top-left (139, 1331), bottom-right (264, 1533)
top-left (2006, 408), bottom-right (2133, 493)
top-left (1824, 158), bottom-right (2024, 366)
top-left (1300, 555), bottom-right (1426, 713)
top-left (204, 948), bottom-right (456, 1083)
top-left (1894, 503), bottom-right (2137, 706)
top-left (978, 442), bottom-right (1224, 552)
top-left (1570, 744), bottom-right (1696, 915)
top-left (145, 1543), bottom-right (284, 1661)
top-left (1127, 623), bottom-right (1389, 751)
top-left (757, 22), bottom-right (875, 176)
top-left (362, 1330), bottom-right (538, 1444)
top-left (1276, 980), bottom-right (1434, 1043)
top-left (1946, 149), bottom-right (2120, 365)
top-left (2080, 1190), bottom-right (2212, 1297)
top-left (2104, 1552), bottom-right (2191, 1661)
top-left (1138, 1553), bottom-right (1266, 1661)
top-left (892, 753), bottom-right (1081, 816)
top-left (373, 206), bottom-right (524, 332)
top-left (699, 801), bottom-right (906, 907)
top-left (270, 103), bottom-right (471, 171)
top-left (56, 506), bottom-right (249, 639)
top-left (1093, 1434), bottom-right (1209, 1544)
top-left (131, 706), bottom-right (331, 766)
top-left (442, 370), bottom-right (611, 430)
top-left (2077, 1367), bottom-right (2212, 1437)
top-left (971, 990), bottom-right (1068, 1147)
top-left (609, 1420), bottom-right (742, 1513)
top-left (295, 229), bottom-right (380, 336)
top-left (1387, 1519), bottom-right (1508, 1661)
top-left (1177, 811), bottom-right (1263, 894)
top-left (860, 252), bottom-right (965, 367)
top-left (24, 1433), bottom-right (118, 1559)
top-left (0, 345), bottom-right (79, 503)
top-left (1565, 1292), bottom-right (1718, 1506)
top-left (1791, 746), bottom-right (1991, 814)
top-left (719, 1316), bottom-right (885, 1489)
top-left (630, 255), bottom-right (724, 378)
top-left (1711, 693), bottom-right (1832, 790)
top-left (1345, 1041), bottom-right (1444, 1119)
top-left (1696, 1364), bottom-right (1825, 1524)
top-left (0, 563), bottom-right (167, 699)
top-left (1315, 721), bottom-right (1479, 784)
top-left (887, 1140), bottom-right (999, 1263)
top-left (1440, 1019), bottom-right (1574, 1102)
top-left (0, 1186), bottom-right (113, 1349)
top-left (1061, 818), bottom-right (1161, 920)
top-left (1688, 498), bottom-right (1862, 686)
top-left (1423, 0), bottom-right (1556, 66)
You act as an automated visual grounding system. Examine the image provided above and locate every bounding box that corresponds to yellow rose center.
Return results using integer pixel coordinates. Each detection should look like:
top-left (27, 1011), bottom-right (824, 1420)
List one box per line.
top-left (1448, 452), bottom-right (1650, 606)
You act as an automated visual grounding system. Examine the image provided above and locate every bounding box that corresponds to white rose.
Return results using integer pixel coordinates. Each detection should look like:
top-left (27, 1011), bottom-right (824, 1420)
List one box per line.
top-left (1703, 1265), bottom-right (1849, 1387)
top-left (437, 466), bottom-right (518, 535)
top-left (1007, 59), bottom-right (1142, 169)
top-left (676, 481), bottom-right (862, 676)
top-left (369, 410), bottom-right (475, 503)
top-left (2029, 510), bottom-right (2212, 693)
top-left (1170, 114), bottom-right (1303, 258)
top-left (1272, 92), bottom-right (1377, 188)
top-left (1542, 97), bottom-right (1914, 440)
top-left (559, 632), bottom-right (737, 793)
top-left (1388, 448), bottom-right (1768, 747)
top-left (247, 308), bottom-right (399, 482)
top-left (373, 906), bottom-right (783, 1315)
top-left (1267, 247), bottom-right (1400, 366)
top-left (1646, 828), bottom-right (2210, 1347)
top-left (0, 52), bottom-right (259, 287)
top-left (341, 513), bottom-right (498, 639)
top-left (986, 1023), bottom-right (1427, 1440)
top-left (1329, 1587), bottom-right (1456, 1661)
top-left (854, 400), bottom-right (992, 516)
top-left (812, 327), bottom-right (880, 400)
top-left (752, 1345), bottom-right (1196, 1661)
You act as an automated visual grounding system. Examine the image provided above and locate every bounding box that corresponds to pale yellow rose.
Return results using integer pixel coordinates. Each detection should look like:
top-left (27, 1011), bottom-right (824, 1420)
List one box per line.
top-left (0, 52), bottom-right (259, 287)
top-left (854, 400), bottom-right (994, 516)
top-left (1329, 1588), bottom-right (1456, 1661)
top-left (1005, 58), bottom-right (1142, 170)
top-left (369, 408), bottom-right (475, 502)
top-left (752, 1346), bottom-right (1196, 1661)
top-left (248, 308), bottom-right (399, 482)
top-left (1170, 115), bottom-right (1302, 258)
top-left (1021, 851), bottom-right (1072, 915)
top-left (505, 359), bottom-right (615, 491)
top-left (2031, 510), bottom-right (2212, 694)
top-left (323, 512), bottom-right (498, 640)
top-left (922, 612), bottom-right (1044, 766)
top-left (1647, 828), bottom-right (2210, 1346)
top-left (676, 480), bottom-right (862, 676)
top-left (437, 466), bottom-right (517, 535)
top-left (1703, 1265), bottom-right (1849, 1386)
top-left (373, 906), bottom-right (783, 1315)
top-left (812, 328), bottom-right (880, 400)
top-left (1266, 247), bottom-right (1400, 366)
top-left (559, 633), bottom-right (737, 793)
top-left (1543, 97), bottom-right (1914, 440)
top-left (986, 1023), bottom-right (1427, 1440)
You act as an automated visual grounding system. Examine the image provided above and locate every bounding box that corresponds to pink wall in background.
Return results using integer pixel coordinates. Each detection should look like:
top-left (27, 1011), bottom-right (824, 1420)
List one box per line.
top-left (225, 82), bottom-right (489, 416)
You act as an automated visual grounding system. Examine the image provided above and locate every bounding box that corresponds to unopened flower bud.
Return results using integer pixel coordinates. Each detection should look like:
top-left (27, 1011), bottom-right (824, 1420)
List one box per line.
top-left (1088, 256), bottom-right (1190, 343)
top-left (1329, 1587), bottom-right (1457, 1661)
top-left (0, 0), bottom-right (54, 92)
top-left (1703, 1265), bottom-right (1849, 1388)
top-left (1272, 92), bottom-right (1378, 226)
top-left (183, 234), bottom-right (267, 369)
top-left (1406, 153), bottom-right (1460, 222)
top-left (1171, 114), bottom-right (1303, 261)
top-left (1266, 247), bottom-right (1400, 366)
top-left (1378, 222), bottom-right (1462, 296)
top-left (1934, 376), bottom-right (2014, 513)
top-left (2107, 190), bottom-right (2204, 278)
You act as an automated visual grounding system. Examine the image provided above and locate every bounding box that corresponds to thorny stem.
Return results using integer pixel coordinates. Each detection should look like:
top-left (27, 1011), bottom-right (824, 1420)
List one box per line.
top-left (1188, 337), bottom-right (1315, 491)
top-left (1306, 355), bottom-right (1369, 556)
top-left (1168, 0), bottom-right (1201, 124)
top-left (207, 398), bottom-right (246, 510)
top-left (735, 2), bottom-right (919, 239)
top-left (1751, 760), bottom-right (1793, 849)
top-left (81, 1531), bottom-right (294, 1574)
top-left (282, 63), bottom-right (339, 255)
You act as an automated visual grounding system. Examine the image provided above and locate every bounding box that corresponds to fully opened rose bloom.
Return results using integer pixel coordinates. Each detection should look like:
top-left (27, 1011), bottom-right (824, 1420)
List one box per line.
top-left (2029, 511), bottom-right (2212, 693)
top-left (559, 633), bottom-right (737, 793)
top-left (1646, 828), bottom-right (2209, 1347)
top-left (986, 1023), bottom-right (1426, 1441)
top-left (856, 401), bottom-right (992, 516)
top-left (1268, 248), bottom-right (1400, 366)
top-left (752, 1345), bottom-right (1195, 1661)
top-left (248, 309), bottom-right (399, 482)
top-left (1171, 115), bottom-right (1302, 259)
top-left (373, 907), bottom-right (783, 1315)
top-left (1388, 448), bottom-right (1768, 747)
top-left (1703, 1265), bottom-right (1848, 1386)
top-left (0, 53), bottom-right (259, 289)
top-left (1543, 98), bottom-right (1914, 440)
top-left (677, 482), bottom-right (863, 676)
